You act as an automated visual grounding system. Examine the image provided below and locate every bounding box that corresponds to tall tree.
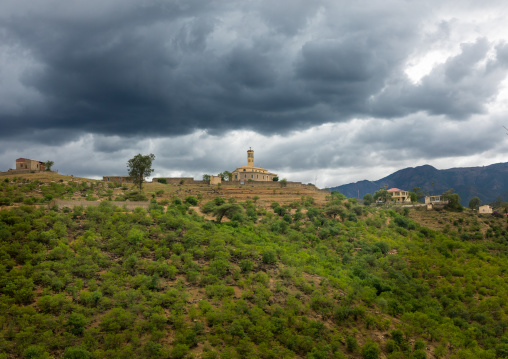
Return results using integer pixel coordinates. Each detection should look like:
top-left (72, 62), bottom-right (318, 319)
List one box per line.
top-left (363, 193), bottom-right (374, 205)
top-left (44, 161), bottom-right (54, 171)
top-left (412, 187), bottom-right (425, 202)
top-left (469, 196), bottom-right (481, 210)
top-left (442, 189), bottom-right (462, 211)
top-left (373, 188), bottom-right (392, 203)
top-left (127, 154), bottom-right (155, 191)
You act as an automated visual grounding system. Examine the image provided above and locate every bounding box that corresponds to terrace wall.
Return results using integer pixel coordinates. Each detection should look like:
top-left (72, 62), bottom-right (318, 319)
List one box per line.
top-left (52, 199), bottom-right (150, 210)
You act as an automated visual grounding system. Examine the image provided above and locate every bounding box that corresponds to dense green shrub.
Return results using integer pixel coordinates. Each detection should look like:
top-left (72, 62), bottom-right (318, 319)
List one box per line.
top-left (185, 196), bottom-right (198, 205)
top-left (262, 249), bottom-right (277, 264)
top-left (346, 336), bottom-right (358, 352)
top-left (362, 342), bottom-right (380, 359)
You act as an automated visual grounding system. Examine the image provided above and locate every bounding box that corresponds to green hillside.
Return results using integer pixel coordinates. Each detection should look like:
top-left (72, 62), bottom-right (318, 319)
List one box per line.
top-left (1, 176), bottom-right (508, 358)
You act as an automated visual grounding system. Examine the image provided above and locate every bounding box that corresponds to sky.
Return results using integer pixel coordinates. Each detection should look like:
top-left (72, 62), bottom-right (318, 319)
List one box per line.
top-left (1, 0), bottom-right (508, 188)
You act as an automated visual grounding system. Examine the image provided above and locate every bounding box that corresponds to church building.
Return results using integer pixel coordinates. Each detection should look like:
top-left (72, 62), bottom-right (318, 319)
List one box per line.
top-left (232, 149), bottom-right (277, 182)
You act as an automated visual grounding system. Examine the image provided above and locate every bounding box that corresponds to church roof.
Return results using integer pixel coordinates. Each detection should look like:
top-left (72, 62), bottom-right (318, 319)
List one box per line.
top-left (232, 165), bottom-right (277, 176)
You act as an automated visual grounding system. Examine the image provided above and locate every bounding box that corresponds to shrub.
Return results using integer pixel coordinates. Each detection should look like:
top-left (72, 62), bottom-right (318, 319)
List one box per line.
top-left (0, 197), bottom-right (12, 206)
top-left (262, 249), bottom-right (277, 264)
top-left (385, 339), bottom-right (398, 353)
top-left (391, 329), bottom-right (404, 344)
top-left (362, 342), bottom-right (380, 359)
top-left (214, 197), bottom-right (226, 206)
top-left (282, 213), bottom-right (292, 223)
top-left (185, 196), bottom-right (198, 205)
top-left (23, 346), bottom-right (50, 359)
top-left (63, 347), bottom-right (93, 359)
top-left (346, 336), bottom-right (358, 352)
top-left (414, 339), bottom-right (425, 351)
top-left (239, 259), bottom-right (254, 272)
top-left (67, 312), bottom-right (87, 335)
top-left (100, 308), bottom-right (135, 332)
top-left (171, 344), bottom-right (190, 359)
top-left (412, 349), bottom-right (427, 359)
top-left (123, 191), bottom-right (148, 201)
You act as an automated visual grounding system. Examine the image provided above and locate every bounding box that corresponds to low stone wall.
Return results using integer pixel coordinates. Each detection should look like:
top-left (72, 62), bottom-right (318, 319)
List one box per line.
top-left (153, 177), bottom-right (195, 185)
top-left (152, 178), bottom-right (211, 185)
top-left (222, 181), bottom-right (314, 189)
top-left (149, 177), bottom-right (312, 189)
top-left (52, 199), bottom-right (150, 210)
top-left (103, 176), bottom-right (133, 183)
top-left (0, 170), bottom-right (46, 176)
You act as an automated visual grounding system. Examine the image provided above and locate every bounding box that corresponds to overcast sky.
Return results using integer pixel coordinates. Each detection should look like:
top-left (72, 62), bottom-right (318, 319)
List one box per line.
top-left (1, 0), bottom-right (508, 188)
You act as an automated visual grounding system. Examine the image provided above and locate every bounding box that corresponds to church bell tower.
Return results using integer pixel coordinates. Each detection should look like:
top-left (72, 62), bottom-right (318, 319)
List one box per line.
top-left (247, 148), bottom-right (254, 167)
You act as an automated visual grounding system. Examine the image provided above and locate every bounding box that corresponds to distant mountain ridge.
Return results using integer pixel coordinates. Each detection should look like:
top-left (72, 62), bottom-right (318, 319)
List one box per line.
top-left (330, 162), bottom-right (508, 205)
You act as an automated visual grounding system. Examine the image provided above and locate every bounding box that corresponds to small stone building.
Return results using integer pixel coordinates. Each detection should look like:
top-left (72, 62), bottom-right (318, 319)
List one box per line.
top-left (210, 175), bottom-right (222, 185)
top-left (15, 158), bottom-right (45, 171)
top-left (231, 149), bottom-right (277, 182)
top-left (425, 195), bottom-right (449, 210)
top-left (479, 205), bottom-right (493, 214)
top-left (425, 195), bottom-right (444, 204)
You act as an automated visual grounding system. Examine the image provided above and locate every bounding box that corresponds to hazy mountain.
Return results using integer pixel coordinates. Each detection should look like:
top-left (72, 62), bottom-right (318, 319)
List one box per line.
top-left (330, 162), bottom-right (508, 205)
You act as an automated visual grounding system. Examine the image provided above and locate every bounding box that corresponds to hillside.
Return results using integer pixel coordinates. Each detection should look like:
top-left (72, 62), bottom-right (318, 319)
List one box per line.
top-left (0, 172), bottom-right (328, 210)
top-left (330, 162), bottom-right (508, 205)
top-left (1, 174), bottom-right (508, 358)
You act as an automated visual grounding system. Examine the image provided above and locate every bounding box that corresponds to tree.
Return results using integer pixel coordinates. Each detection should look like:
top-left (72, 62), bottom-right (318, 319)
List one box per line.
top-left (127, 154), bottom-right (155, 191)
top-left (202, 174), bottom-right (211, 182)
top-left (219, 171), bottom-right (232, 181)
top-left (363, 193), bottom-right (374, 206)
top-left (280, 178), bottom-right (288, 188)
top-left (213, 203), bottom-right (243, 223)
top-left (373, 188), bottom-right (392, 203)
top-left (442, 189), bottom-right (462, 211)
top-left (331, 191), bottom-right (346, 200)
top-left (469, 196), bottom-right (481, 210)
top-left (44, 161), bottom-right (54, 171)
top-left (412, 187), bottom-right (425, 202)
top-left (325, 205), bottom-right (345, 219)
top-left (272, 177), bottom-right (279, 182)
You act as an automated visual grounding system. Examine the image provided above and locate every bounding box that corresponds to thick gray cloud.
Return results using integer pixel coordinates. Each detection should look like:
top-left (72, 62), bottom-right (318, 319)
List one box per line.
top-left (1, 0), bottom-right (505, 140)
top-left (1, 0), bottom-right (508, 187)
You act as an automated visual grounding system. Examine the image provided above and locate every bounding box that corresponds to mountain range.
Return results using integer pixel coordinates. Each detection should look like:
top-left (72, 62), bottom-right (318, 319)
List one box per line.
top-left (330, 162), bottom-right (508, 205)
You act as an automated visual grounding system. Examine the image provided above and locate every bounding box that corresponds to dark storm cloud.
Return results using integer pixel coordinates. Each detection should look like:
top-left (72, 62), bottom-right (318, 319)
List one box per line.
top-left (0, 0), bottom-right (507, 146)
